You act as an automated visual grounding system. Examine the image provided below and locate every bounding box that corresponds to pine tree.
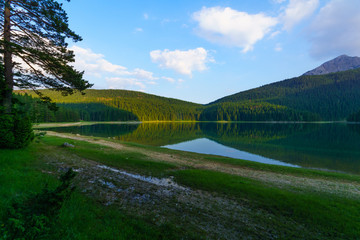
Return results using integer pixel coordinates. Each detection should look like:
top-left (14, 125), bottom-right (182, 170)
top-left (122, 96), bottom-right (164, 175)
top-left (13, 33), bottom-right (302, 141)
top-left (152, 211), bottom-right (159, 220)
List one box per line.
top-left (0, 0), bottom-right (92, 113)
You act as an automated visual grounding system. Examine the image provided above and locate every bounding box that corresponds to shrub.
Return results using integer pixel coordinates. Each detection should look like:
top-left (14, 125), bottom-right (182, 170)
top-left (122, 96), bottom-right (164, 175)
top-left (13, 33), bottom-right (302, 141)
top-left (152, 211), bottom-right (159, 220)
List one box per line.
top-left (0, 169), bottom-right (76, 240)
top-left (13, 114), bottom-right (34, 148)
top-left (0, 114), bottom-right (15, 148)
top-left (0, 113), bottom-right (34, 149)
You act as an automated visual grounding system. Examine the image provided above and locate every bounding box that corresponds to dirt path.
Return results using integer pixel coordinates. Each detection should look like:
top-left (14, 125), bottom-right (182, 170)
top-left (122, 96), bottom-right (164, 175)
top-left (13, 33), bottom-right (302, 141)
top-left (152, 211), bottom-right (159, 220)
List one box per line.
top-left (46, 131), bottom-right (360, 199)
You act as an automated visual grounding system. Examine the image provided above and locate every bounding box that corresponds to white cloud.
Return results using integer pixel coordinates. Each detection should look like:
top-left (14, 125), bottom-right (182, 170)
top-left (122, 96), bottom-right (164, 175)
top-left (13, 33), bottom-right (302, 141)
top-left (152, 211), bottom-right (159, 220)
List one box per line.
top-left (281, 0), bottom-right (319, 30)
top-left (131, 68), bottom-right (158, 80)
top-left (150, 48), bottom-right (213, 76)
top-left (107, 77), bottom-right (146, 90)
top-left (70, 46), bottom-right (127, 78)
top-left (162, 76), bottom-right (176, 83)
top-left (307, 0), bottom-right (360, 59)
top-left (143, 13), bottom-right (149, 20)
top-left (269, 30), bottom-right (281, 39)
top-left (70, 46), bottom-right (160, 90)
top-left (192, 7), bottom-right (278, 52)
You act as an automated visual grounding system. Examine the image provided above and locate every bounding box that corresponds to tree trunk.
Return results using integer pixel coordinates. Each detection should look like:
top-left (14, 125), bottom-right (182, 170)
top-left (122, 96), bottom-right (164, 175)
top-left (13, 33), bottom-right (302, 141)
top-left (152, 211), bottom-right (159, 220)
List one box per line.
top-left (3, 0), bottom-right (13, 113)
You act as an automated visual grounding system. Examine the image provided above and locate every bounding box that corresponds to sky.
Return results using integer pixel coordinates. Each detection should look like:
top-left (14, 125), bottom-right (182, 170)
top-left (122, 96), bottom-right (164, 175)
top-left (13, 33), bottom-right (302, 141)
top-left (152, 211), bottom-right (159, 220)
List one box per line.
top-left (62, 0), bottom-right (360, 104)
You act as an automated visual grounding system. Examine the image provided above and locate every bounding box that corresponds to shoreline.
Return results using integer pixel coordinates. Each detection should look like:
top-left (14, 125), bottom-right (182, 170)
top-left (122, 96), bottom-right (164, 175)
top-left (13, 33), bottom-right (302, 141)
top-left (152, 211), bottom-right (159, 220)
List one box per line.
top-left (33, 120), bottom-right (351, 128)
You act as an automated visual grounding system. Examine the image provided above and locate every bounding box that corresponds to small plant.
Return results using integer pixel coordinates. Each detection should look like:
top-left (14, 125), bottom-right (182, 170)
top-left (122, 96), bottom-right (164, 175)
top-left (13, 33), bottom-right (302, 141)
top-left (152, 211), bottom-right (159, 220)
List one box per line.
top-left (0, 169), bottom-right (76, 240)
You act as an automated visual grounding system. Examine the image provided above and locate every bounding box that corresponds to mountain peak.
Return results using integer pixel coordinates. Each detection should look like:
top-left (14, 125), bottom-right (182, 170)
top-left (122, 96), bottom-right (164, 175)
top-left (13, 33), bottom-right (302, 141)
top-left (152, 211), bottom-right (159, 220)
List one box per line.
top-left (303, 55), bottom-right (360, 76)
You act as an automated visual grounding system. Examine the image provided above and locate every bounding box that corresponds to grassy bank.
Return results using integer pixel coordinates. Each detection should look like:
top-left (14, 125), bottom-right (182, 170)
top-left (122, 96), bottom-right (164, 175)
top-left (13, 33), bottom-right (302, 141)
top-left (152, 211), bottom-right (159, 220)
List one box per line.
top-left (0, 139), bottom-right (188, 239)
top-left (1, 133), bottom-right (359, 239)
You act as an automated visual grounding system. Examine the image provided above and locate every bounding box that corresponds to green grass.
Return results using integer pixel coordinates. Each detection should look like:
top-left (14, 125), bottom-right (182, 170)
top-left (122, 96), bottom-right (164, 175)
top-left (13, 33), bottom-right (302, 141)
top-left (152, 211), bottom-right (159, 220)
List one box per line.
top-left (0, 145), bottom-right (57, 217)
top-left (0, 142), bottom-right (188, 240)
top-left (54, 193), bottom-right (182, 240)
top-left (172, 169), bottom-right (360, 239)
top-left (200, 154), bottom-right (360, 182)
top-left (40, 136), bottom-right (177, 177)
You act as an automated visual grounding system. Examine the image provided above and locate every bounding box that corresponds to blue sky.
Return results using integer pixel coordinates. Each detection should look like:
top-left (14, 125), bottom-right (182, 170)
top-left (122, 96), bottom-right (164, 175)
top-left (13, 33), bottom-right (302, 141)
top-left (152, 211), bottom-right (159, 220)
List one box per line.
top-left (63, 0), bottom-right (360, 104)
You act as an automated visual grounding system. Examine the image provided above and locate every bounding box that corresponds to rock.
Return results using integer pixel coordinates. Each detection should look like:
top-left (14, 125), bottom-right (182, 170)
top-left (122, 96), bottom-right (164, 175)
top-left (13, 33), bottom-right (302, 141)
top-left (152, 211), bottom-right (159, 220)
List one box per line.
top-left (303, 55), bottom-right (360, 75)
top-left (62, 142), bottom-right (75, 148)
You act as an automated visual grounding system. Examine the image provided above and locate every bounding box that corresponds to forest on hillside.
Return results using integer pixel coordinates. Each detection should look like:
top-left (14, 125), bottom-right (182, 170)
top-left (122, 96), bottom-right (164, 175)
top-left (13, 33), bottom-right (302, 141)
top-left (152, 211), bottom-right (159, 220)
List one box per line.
top-left (17, 89), bottom-right (204, 122)
top-left (199, 102), bottom-right (320, 121)
top-left (14, 69), bottom-right (360, 122)
top-left (212, 69), bottom-right (360, 120)
top-left (14, 94), bottom-right (138, 123)
top-left (15, 91), bottom-right (320, 122)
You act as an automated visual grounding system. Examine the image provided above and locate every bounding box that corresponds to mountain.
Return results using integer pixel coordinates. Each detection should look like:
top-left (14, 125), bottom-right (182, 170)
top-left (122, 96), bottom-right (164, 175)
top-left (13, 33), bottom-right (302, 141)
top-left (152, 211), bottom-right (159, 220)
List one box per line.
top-left (303, 55), bottom-right (360, 75)
top-left (211, 68), bottom-right (360, 120)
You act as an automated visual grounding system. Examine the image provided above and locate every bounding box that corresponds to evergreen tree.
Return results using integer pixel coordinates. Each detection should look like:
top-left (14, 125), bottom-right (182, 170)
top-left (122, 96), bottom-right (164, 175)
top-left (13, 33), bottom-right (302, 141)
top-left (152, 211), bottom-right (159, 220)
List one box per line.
top-left (0, 0), bottom-right (92, 113)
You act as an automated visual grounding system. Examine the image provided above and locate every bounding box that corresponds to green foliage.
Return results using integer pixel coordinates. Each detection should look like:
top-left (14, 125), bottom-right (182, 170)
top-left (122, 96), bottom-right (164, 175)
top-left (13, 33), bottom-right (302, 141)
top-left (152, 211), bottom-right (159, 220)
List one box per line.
top-left (0, 113), bottom-right (34, 149)
top-left (0, 0), bottom-right (92, 95)
top-left (14, 93), bottom-right (138, 123)
top-left (0, 114), bottom-right (15, 147)
top-left (200, 101), bottom-right (320, 121)
top-left (13, 114), bottom-right (34, 148)
top-left (18, 89), bottom-right (204, 121)
top-left (59, 103), bottom-right (138, 122)
top-left (13, 93), bottom-right (80, 123)
top-left (0, 169), bottom-right (76, 240)
top-left (16, 89), bottom-right (320, 122)
top-left (212, 69), bottom-right (360, 120)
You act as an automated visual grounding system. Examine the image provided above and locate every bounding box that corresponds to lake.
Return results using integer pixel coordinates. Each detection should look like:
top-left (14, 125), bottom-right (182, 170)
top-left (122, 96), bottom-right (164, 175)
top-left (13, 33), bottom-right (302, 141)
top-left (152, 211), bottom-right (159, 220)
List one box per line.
top-left (42, 122), bottom-right (360, 175)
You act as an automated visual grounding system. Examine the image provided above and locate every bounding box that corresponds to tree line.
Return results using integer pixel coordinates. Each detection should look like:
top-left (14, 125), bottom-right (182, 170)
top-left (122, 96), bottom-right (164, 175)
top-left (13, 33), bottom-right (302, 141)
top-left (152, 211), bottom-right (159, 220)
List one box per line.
top-left (15, 90), bottom-right (322, 122)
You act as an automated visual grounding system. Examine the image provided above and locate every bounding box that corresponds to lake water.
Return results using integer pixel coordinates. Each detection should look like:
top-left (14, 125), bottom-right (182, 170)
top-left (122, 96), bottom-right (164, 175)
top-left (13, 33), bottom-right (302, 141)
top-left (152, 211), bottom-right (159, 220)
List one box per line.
top-left (42, 122), bottom-right (360, 175)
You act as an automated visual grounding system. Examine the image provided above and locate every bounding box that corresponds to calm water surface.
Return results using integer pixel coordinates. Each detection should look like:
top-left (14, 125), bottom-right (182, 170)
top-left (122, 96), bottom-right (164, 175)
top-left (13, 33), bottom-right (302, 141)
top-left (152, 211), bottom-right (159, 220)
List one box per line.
top-left (42, 122), bottom-right (360, 174)
top-left (163, 138), bottom-right (300, 168)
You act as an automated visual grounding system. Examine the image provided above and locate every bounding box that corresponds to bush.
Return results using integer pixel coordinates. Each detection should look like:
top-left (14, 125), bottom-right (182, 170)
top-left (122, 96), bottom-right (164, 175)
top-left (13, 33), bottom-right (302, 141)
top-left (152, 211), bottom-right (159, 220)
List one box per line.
top-left (13, 114), bottom-right (34, 148)
top-left (0, 113), bottom-right (34, 149)
top-left (0, 169), bottom-right (76, 240)
top-left (0, 114), bottom-right (15, 147)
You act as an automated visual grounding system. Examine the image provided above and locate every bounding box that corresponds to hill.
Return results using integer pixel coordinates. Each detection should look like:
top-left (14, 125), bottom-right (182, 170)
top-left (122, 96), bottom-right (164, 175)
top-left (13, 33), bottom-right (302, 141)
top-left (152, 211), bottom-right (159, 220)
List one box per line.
top-left (16, 60), bottom-right (360, 122)
top-left (303, 55), bottom-right (360, 75)
top-left (211, 68), bottom-right (360, 120)
top-left (16, 89), bottom-right (204, 122)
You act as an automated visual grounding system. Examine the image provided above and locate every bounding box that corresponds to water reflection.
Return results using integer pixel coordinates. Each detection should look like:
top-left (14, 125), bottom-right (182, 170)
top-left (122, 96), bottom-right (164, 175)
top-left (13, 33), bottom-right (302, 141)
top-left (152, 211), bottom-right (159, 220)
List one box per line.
top-left (164, 138), bottom-right (300, 168)
top-left (44, 123), bottom-right (139, 138)
top-left (42, 122), bottom-right (360, 174)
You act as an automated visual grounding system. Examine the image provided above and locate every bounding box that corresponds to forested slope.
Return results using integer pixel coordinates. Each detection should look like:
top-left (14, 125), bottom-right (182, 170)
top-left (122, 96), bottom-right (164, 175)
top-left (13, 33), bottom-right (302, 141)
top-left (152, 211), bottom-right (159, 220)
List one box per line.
top-left (212, 69), bottom-right (360, 120)
top-left (14, 94), bottom-right (137, 123)
top-left (16, 69), bottom-right (360, 122)
top-left (16, 89), bottom-right (204, 122)
top-left (199, 101), bottom-right (319, 121)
